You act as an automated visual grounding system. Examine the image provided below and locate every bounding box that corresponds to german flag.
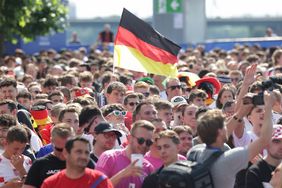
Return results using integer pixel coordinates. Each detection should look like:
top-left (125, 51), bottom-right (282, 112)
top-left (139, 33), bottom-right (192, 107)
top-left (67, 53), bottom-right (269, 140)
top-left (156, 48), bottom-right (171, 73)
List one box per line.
top-left (114, 8), bottom-right (180, 77)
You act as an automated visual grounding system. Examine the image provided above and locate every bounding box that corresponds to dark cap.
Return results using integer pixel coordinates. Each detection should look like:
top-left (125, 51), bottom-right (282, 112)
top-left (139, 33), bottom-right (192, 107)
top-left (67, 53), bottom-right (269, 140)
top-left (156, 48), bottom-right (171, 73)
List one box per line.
top-left (94, 122), bottom-right (122, 137)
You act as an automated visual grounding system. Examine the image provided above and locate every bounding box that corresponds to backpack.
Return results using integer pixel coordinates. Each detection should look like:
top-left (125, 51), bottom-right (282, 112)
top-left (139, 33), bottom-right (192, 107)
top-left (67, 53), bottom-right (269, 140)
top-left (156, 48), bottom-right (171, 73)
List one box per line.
top-left (158, 151), bottom-right (223, 188)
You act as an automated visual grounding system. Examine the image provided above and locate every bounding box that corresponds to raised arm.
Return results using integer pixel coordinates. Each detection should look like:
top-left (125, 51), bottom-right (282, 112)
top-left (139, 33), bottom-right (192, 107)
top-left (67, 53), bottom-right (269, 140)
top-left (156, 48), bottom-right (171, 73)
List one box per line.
top-left (235, 64), bottom-right (257, 112)
top-left (110, 160), bottom-right (143, 186)
top-left (247, 91), bottom-right (274, 161)
top-left (226, 94), bottom-right (254, 138)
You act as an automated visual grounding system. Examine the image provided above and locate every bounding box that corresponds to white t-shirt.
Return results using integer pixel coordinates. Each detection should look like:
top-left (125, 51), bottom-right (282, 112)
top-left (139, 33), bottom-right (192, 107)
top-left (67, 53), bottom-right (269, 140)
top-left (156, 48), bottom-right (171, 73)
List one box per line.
top-left (233, 128), bottom-right (258, 148)
top-left (272, 112), bottom-right (282, 124)
top-left (0, 154), bottom-right (32, 186)
top-left (233, 127), bottom-right (267, 156)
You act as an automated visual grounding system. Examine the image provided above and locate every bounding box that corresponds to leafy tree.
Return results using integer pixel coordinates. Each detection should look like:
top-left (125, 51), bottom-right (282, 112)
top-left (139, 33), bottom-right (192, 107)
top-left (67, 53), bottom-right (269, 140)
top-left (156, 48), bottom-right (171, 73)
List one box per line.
top-left (0, 0), bottom-right (67, 55)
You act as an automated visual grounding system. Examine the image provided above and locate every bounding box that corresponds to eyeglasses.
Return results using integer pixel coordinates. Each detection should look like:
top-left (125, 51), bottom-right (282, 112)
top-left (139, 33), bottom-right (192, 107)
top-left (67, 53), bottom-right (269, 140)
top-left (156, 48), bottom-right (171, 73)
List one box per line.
top-left (132, 135), bottom-right (153, 147)
top-left (169, 85), bottom-right (181, 90)
top-left (110, 110), bottom-right (127, 117)
top-left (128, 102), bottom-right (139, 107)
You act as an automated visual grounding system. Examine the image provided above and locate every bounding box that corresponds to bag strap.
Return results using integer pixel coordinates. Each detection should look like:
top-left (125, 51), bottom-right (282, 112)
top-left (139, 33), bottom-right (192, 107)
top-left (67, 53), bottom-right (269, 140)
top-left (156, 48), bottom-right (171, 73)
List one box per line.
top-left (91, 174), bottom-right (107, 188)
top-left (202, 151), bottom-right (223, 169)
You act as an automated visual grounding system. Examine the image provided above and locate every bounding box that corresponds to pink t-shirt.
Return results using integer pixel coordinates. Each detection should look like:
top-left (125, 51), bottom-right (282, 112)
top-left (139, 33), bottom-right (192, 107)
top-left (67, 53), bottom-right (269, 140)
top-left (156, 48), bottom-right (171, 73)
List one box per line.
top-left (96, 149), bottom-right (154, 188)
top-left (144, 151), bottom-right (187, 171)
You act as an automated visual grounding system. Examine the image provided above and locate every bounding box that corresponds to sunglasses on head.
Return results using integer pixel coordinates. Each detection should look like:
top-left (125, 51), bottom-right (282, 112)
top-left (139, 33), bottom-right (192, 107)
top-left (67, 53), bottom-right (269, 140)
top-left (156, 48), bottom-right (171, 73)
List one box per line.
top-left (128, 102), bottom-right (139, 106)
top-left (133, 135), bottom-right (153, 147)
top-left (169, 85), bottom-right (181, 90)
top-left (111, 110), bottom-right (127, 117)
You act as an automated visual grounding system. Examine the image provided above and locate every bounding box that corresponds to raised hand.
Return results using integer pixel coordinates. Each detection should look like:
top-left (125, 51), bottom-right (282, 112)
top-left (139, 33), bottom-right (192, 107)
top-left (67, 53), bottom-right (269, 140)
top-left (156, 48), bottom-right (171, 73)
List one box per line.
top-left (264, 90), bottom-right (276, 108)
top-left (122, 159), bottom-right (143, 177)
top-left (243, 64), bottom-right (257, 86)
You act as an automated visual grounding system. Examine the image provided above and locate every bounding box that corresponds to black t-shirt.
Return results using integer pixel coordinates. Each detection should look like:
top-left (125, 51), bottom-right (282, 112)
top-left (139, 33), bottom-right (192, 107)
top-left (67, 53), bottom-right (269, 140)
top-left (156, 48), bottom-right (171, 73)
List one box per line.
top-left (24, 154), bottom-right (65, 188)
top-left (25, 153), bottom-right (95, 188)
top-left (245, 159), bottom-right (276, 188)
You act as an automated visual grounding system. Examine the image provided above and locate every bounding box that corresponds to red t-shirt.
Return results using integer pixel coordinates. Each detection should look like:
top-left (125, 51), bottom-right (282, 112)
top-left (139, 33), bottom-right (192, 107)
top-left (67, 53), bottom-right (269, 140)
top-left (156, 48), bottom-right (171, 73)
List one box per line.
top-left (41, 168), bottom-right (113, 188)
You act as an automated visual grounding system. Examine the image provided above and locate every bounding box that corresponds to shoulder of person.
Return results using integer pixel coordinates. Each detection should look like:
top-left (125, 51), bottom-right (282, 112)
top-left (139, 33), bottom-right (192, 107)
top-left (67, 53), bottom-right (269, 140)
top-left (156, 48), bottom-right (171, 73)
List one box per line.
top-left (188, 143), bottom-right (206, 153)
top-left (43, 169), bottom-right (65, 183)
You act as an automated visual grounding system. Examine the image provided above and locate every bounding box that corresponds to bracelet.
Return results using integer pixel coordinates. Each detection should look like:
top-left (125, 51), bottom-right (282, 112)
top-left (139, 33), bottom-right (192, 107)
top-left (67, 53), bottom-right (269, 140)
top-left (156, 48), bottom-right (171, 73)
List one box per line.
top-left (233, 115), bottom-right (242, 123)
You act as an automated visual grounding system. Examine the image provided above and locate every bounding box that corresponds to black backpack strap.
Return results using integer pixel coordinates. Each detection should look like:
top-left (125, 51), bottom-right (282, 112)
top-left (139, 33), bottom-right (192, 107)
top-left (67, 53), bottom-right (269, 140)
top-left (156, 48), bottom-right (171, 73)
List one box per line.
top-left (91, 174), bottom-right (107, 188)
top-left (202, 151), bottom-right (223, 169)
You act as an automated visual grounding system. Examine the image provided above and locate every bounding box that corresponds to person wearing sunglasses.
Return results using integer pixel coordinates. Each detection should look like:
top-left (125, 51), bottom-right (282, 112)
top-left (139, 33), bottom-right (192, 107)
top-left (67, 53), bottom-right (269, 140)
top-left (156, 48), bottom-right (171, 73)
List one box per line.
top-left (229, 70), bottom-right (243, 87)
top-left (102, 104), bottom-right (129, 148)
top-left (165, 78), bottom-right (182, 101)
top-left (134, 81), bottom-right (150, 98)
top-left (123, 93), bottom-right (140, 132)
top-left (23, 124), bottom-right (76, 188)
top-left (96, 120), bottom-right (155, 188)
top-left (123, 93), bottom-right (140, 113)
top-left (102, 104), bottom-right (127, 128)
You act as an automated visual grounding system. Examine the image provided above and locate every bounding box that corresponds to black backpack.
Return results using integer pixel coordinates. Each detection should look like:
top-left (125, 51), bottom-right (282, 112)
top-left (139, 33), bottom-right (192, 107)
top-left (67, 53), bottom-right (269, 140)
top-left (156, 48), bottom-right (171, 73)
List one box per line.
top-left (158, 151), bottom-right (223, 188)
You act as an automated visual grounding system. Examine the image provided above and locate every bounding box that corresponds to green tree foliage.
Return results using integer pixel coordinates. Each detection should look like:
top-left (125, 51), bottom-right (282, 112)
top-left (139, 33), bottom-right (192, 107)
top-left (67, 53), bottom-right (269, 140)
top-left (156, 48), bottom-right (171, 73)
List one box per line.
top-left (0, 0), bottom-right (67, 55)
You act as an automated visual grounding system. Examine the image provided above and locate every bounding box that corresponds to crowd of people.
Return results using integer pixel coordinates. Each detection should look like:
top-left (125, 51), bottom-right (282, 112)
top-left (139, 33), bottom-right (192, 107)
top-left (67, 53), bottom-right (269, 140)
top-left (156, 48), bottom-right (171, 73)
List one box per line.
top-left (0, 40), bottom-right (282, 188)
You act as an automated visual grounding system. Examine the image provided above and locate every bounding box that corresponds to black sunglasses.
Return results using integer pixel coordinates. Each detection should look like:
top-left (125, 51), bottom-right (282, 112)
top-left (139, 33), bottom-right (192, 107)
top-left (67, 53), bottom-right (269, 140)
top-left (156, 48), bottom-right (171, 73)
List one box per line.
top-left (132, 135), bottom-right (153, 147)
top-left (169, 85), bottom-right (181, 90)
top-left (129, 102), bottom-right (139, 106)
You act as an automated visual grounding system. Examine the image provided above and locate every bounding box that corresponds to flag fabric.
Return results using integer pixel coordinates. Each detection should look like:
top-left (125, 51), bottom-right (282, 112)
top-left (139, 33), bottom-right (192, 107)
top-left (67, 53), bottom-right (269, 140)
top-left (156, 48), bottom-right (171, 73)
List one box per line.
top-left (114, 8), bottom-right (181, 77)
